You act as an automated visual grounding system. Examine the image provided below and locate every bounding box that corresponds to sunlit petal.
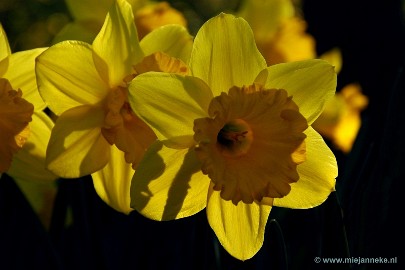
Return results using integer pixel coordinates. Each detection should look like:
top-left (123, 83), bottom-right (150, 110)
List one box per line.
top-left (207, 185), bottom-right (272, 261)
top-left (190, 13), bottom-right (266, 96)
top-left (4, 48), bottom-right (47, 111)
top-left (46, 105), bottom-right (110, 178)
top-left (273, 127), bottom-right (337, 208)
top-left (36, 41), bottom-right (109, 115)
top-left (129, 72), bottom-right (211, 148)
top-left (259, 59), bottom-right (336, 124)
top-left (140, 24), bottom-right (193, 64)
top-left (0, 24), bottom-right (11, 62)
top-left (92, 0), bottom-right (144, 87)
top-left (92, 145), bottom-right (134, 214)
top-left (131, 141), bottom-right (210, 220)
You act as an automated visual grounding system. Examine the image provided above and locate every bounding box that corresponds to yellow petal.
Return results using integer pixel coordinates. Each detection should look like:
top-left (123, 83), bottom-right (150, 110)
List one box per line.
top-left (207, 184), bottom-right (272, 261)
top-left (4, 48), bottom-right (47, 111)
top-left (46, 105), bottom-right (110, 178)
top-left (133, 51), bottom-right (188, 75)
top-left (131, 141), bottom-right (210, 220)
top-left (92, 145), bottom-right (134, 214)
top-left (92, 0), bottom-right (144, 87)
top-left (0, 57), bottom-right (8, 79)
top-left (273, 127), bottom-right (337, 208)
top-left (129, 72), bottom-right (212, 148)
top-left (36, 41), bottom-right (109, 115)
top-left (190, 13), bottom-right (267, 96)
top-left (8, 111), bottom-right (58, 182)
top-left (140, 24), bottom-right (193, 65)
top-left (261, 59), bottom-right (337, 124)
top-left (0, 24), bottom-right (11, 62)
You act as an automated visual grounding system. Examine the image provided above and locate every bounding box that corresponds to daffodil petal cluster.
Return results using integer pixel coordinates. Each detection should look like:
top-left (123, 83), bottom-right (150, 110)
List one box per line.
top-left (237, 0), bottom-right (316, 65)
top-left (36, 0), bottom-right (193, 213)
top-left (1, 24), bottom-right (54, 180)
top-left (128, 13), bottom-right (337, 260)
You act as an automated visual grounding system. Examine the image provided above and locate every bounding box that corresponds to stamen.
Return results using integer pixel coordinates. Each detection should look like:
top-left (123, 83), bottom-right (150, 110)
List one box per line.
top-left (101, 87), bottom-right (156, 169)
top-left (216, 119), bottom-right (253, 158)
top-left (134, 52), bottom-right (188, 76)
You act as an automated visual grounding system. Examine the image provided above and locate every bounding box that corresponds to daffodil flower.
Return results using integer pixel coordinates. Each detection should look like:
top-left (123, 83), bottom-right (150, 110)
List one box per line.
top-left (313, 83), bottom-right (368, 153)
top-left (128, 13), bottom-right (337, 260)
top-left (1, 23), bottom-right (57, 228)
top-left (36, 0), bottom-right (193, 213)
top-left (1, 24), bottom-right (50, 175)
top-left (237, 0), bottom-right (316, 65)
top-left (134, 1), bottom-right (188, 40)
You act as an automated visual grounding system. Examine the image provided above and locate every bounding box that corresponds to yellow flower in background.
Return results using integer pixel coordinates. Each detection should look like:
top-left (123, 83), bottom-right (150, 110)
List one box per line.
top-left (36, 0), bottom-right (193, 213)
top-left (237, 0), bottom-right (316, 65)
top-left (313, 48), bottom-right (369, 153)
top-left (261, 17), bottom-right (316, 65)
top-left (135, 1), bottom-right (187, 40)
top-left (237, 1), bottom-right (367, 152)
top-left (54, 0), bottom-right (187, 44)
top-left (128, 13), bottom-right (337, 260)
top-left (313, 83), bottom-right (368, 153)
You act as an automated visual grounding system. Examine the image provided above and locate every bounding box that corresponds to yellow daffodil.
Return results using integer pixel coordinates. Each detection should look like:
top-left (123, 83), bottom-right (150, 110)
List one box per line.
top-left (1, 24), bottom-right (58, 229)
top-left (1, 24), bottom-right (48, 175)
top-left (313, 83), bottom-right (368, 153)
top-left (237, 0), bottom-right (316, 65)
top-left (54, 0), bottom-right (187, 43)
top-left (36, 0), bottom-right (193, 213)
top-left (134, 1), bottom-right (187, 40)
top-left (313, 48), bottom-right (369, 153)
top-left (128, 13), bottom-right (337, 260)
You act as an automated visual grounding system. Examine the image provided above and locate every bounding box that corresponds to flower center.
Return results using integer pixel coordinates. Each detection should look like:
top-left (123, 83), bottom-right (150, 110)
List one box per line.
top-left (0, 78), bottom-right (33, 172)
top-left (133, 52), bottom-right (188, 76)
top-left (102, 52), bottom-right (188, 169)
top-left (216, 119), bottom-right (253, 158)
top-left (194, 84), bottom-right (308, 205)
top-left (101, 87), bottom-right (156, 169)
